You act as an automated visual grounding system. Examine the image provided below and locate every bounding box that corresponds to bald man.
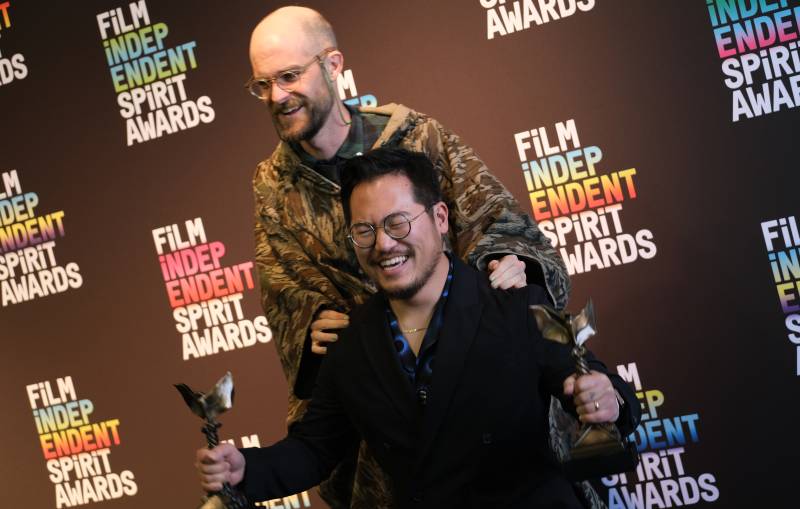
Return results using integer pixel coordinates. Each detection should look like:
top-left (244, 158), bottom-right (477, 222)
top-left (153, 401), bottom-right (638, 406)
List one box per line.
top-left (246, 6), bottom-right (573, 508)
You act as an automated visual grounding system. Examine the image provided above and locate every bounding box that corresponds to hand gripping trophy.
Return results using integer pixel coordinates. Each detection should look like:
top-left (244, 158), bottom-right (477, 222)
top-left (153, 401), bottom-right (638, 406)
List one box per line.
top-left (175, 372), bottom-right (254, 509)
top-left (530, 300), bottom-right (638, 480)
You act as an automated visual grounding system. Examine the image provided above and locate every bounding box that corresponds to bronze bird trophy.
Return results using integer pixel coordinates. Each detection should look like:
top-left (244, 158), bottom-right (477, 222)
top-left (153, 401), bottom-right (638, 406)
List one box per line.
top-left (175, 372), bottom-right (254, 509)
top-left (530, 300), bottom-right (638, 480)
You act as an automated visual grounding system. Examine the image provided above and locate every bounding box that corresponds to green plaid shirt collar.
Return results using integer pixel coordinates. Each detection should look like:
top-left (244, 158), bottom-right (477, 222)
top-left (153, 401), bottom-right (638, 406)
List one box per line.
top-left (291, 105), bottom-right (389, 184)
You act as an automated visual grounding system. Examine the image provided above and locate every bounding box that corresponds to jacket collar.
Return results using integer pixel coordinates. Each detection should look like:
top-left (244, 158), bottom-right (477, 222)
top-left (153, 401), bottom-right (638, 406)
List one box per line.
top-left (266, 103), bottom-right (417, 185)
top-left (413, 257), bottom-right (483, 467)
top-left (356, 257), bottom-right (486, 447)
top-left (357, 292), bottom-right (419, 425)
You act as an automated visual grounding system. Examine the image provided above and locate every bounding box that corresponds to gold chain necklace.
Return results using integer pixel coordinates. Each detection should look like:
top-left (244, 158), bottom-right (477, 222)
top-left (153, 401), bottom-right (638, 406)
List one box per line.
top-left (401, 326), bottom-right (428, 334)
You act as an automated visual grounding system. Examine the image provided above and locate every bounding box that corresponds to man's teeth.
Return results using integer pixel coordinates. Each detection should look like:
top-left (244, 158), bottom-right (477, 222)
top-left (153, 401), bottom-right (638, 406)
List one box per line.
top-left (282, 106), bottom-right (301, 114)
top-left (379, 256), bottom-right (407, 268)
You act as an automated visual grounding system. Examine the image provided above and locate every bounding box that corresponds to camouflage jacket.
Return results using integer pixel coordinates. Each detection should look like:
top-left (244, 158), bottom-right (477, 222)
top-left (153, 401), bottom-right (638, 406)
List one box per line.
top-left (253, 103), bottom-right (569, 427)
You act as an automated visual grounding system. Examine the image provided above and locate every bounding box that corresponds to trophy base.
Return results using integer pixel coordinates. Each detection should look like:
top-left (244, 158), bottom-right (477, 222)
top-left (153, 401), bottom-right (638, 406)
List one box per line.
top-left (562, 425), bottom-right (639, 481)
top-left (199, 495), bottom-right (226, 509)
top-left (198, 488), bottom-right (254, 509)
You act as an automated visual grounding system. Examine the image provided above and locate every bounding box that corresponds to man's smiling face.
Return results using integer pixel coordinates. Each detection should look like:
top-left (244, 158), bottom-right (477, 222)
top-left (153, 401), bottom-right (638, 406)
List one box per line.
top-left (250, 35), bottom-right (335, 143)
top-left (349, 173), bottom-right (448, 300)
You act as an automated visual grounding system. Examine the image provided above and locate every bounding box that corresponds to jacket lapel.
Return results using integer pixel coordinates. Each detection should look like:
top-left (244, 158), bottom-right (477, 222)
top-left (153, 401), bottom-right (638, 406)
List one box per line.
top-left (357, 295), bottom-right (419, 425)
top-left (414, 258), bottom-right (484, 468)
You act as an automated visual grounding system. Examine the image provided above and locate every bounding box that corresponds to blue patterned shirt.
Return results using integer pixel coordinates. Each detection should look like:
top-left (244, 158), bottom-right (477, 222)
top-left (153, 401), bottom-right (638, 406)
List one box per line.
top-left (385, 254), bottom-right (454, 407)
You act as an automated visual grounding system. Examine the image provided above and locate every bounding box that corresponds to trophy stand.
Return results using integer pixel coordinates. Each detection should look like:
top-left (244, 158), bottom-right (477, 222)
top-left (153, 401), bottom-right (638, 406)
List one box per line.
top-left (175, 372), bottom-right (255, 509)
top-left (530, 300), bottom-right (638, 480)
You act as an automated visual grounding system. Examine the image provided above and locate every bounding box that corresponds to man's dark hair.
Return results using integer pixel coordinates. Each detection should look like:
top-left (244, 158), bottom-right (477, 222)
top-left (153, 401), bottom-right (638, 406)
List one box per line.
top-left (340, 147), bottom-right (443, 225)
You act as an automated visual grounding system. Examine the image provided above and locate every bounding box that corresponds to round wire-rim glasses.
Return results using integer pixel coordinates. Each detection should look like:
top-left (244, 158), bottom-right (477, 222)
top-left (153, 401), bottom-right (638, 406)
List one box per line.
top-left (347, 207), bottom-right (431, 249)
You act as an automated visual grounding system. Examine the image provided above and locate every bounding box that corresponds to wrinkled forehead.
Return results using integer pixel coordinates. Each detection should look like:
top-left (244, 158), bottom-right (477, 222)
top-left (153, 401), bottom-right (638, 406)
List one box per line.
top-left (249, 29), bottom-right (318, 76)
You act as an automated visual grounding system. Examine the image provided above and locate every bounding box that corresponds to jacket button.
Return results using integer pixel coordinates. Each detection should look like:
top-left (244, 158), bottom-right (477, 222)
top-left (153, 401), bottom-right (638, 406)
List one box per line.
top-left (482, 432), bottom-right (493, 444)
top-left (417, 388), bottom-right (428, 406)
top-left (411, 494), bottom-right (423, 503)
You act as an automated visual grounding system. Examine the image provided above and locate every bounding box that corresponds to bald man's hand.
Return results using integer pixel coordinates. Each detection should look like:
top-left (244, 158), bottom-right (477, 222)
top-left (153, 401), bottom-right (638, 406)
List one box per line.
top-left (310, 309), bottom-right (349, 354)
top-left (488, 255), bottom-right (527, 289)
top-left (195, 443), bottom-right (245, 493)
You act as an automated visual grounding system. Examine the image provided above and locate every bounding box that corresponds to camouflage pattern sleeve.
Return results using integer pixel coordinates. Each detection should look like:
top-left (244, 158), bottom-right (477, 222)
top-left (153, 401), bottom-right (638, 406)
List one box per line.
top-left (254, 213), bottom-right (330, 381)
top-left (252, 144), bottom-right (377, 426)
top-left (416, 117), bottom-right (571, 309)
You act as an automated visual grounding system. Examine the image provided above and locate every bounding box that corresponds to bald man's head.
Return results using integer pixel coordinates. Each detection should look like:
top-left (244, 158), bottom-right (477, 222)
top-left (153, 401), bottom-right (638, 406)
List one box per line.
top-left (247, 6), bottom-right (346, 144)
top-left (250, 6), bottom-right (337, 65)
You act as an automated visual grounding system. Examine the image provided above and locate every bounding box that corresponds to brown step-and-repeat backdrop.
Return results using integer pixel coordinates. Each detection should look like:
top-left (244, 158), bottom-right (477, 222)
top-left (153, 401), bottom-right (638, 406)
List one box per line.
top-left (3, 1), bottom-right (798, 507)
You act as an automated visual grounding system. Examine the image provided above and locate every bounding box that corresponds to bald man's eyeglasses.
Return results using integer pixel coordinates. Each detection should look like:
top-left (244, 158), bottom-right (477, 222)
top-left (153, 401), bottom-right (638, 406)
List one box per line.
top-left (245, 47), bottom-right (335, 99)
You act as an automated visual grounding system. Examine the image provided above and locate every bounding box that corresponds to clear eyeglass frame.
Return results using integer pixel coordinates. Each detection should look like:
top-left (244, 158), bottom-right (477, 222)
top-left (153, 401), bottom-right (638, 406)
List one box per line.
top-left (245, 47), bottom-right (336, 99)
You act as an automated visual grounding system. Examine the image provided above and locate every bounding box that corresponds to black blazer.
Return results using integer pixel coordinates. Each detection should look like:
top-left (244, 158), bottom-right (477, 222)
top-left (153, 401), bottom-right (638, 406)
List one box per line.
top-left (241, 259), bottom-right (639, 508)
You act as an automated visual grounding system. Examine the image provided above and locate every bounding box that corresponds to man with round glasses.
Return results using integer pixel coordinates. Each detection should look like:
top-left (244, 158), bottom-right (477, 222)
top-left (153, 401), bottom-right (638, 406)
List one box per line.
top-left (347, 208), bottom-right (431, 249)
top-left (197, 148), bottom-right (639, 508)
top-left (247, 5), bottom-right (571, 508)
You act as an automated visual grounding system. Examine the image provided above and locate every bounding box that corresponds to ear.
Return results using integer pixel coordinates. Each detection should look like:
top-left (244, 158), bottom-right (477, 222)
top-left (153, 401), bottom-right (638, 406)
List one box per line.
top-left (326, 50), bottom-right (344, 81)
top-left (432, 201), bottom-right (449, 234)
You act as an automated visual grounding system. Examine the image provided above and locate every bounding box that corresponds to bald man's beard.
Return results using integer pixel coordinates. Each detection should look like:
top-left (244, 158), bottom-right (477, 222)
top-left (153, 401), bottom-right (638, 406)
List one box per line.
top-left (270, 89), bottom-right (335, 143)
